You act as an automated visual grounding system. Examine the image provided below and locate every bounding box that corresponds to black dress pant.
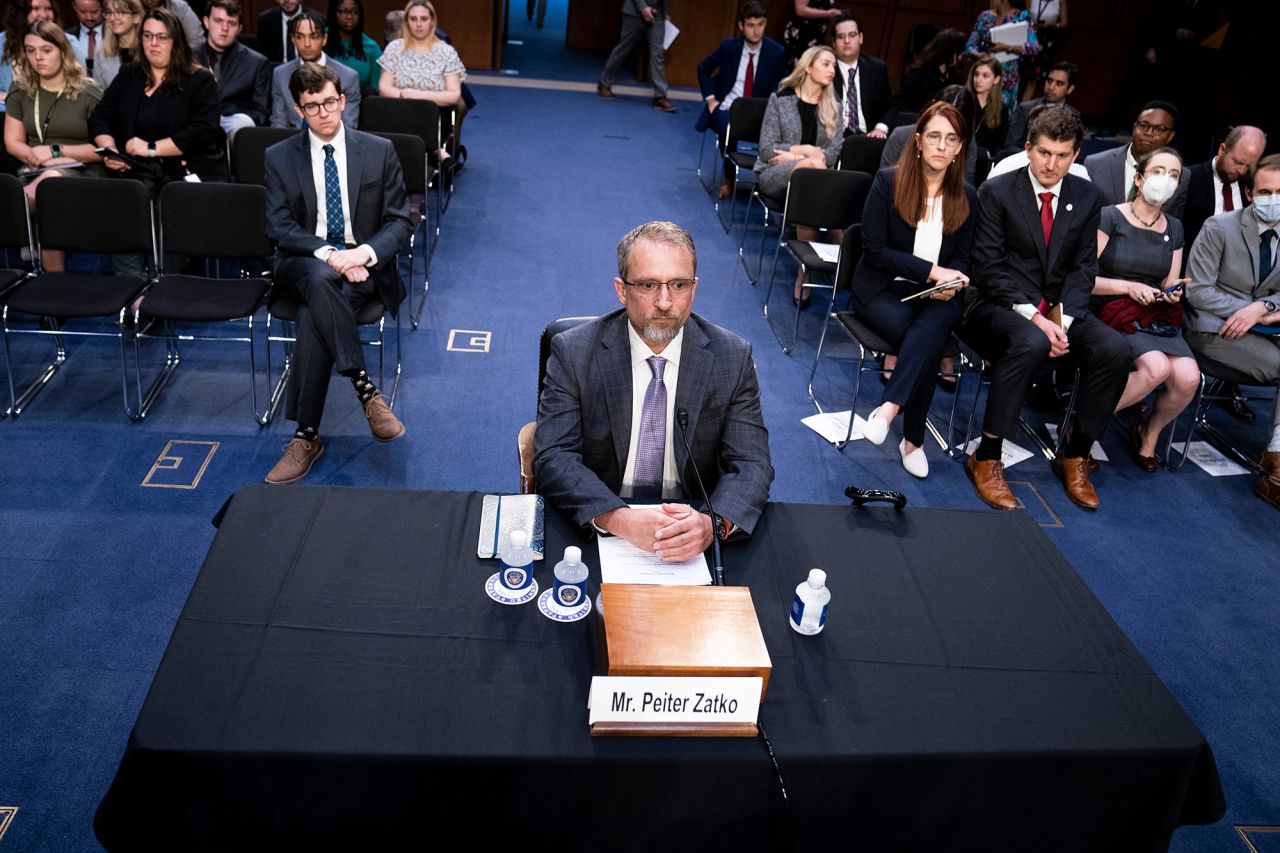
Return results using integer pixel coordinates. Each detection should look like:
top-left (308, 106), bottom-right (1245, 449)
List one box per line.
top-left (852, 288), bottom-right (963, 446)
top-left (961, 303), bottom-right (1129, 444)
top-left (277, 256), bottom-right (373, 429)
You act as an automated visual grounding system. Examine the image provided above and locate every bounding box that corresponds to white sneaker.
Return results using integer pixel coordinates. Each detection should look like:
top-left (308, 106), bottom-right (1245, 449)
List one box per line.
top-left (900, 440), bottom-right (928, 478)
top-left (862, 407), bottom-right (890, 445)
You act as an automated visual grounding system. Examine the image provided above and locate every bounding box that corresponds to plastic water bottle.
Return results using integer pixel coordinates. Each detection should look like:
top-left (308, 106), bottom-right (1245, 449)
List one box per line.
top-left (499, 529), bottom-right (536, 592)
top-left (552, 546), bottom-right (589, 610)
top-left (789, 569), bottom-right (830, 635)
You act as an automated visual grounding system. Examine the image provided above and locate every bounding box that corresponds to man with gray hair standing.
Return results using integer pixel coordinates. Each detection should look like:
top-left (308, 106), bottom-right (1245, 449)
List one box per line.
top-left (534, 221), bottom-right (774, 562)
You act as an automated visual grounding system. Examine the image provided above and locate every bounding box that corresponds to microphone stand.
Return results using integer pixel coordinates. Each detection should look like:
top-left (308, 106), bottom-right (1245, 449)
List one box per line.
top-left (677, 409), bottom-right (725, 586)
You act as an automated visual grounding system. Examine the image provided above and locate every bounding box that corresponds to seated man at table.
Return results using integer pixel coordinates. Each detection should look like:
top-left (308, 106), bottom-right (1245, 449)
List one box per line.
top-left (533, 220), bottom-right (774, 562)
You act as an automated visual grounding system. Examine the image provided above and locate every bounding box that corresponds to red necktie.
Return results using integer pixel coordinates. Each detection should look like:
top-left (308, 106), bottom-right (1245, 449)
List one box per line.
top-left (743, 52), bottom-right (755, 99)
top-left (1039, 191), bottom-right (1054, 245)
top-left (87, 27), bottom-right (96, 58)
top-left (1222, 182), bottom-right (1234, 212)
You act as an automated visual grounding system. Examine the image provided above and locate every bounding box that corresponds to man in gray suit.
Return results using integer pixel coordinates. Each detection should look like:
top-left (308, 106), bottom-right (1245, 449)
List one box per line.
top-left (598, 0), bottom-right (675, 113)
top-left (1184, 154), bottom-right (1280, 508)
top-left (262, 63), bottom-right (412, 484)
top-left (1083, 100), bottom-right (1189, 217)
top-left (534, 221), bottom-right (774, 562)
top-left (269, 10), bottom-right (361, 130)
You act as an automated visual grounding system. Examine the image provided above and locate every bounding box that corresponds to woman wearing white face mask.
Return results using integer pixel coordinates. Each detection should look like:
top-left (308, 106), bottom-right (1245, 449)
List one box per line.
top-left (1091, 146), bottom-right (1199, 472)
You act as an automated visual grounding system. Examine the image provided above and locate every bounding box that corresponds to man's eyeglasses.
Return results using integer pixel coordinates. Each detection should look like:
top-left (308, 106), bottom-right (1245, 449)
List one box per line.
top-left (1134, 121), bottom-right (1171, 135)
top-left (140, 31), bottom-right (172, 41)
top-left (622, 278), bottom-right (696, 294)
top-left (298, 96), bottom-right (343, 116)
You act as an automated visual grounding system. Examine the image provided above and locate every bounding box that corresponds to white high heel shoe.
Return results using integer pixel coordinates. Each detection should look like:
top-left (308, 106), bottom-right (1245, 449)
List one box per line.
top-left (862, 406), bottom-right (890, 446)
top-left (899, 440), bottom-right (928, 478)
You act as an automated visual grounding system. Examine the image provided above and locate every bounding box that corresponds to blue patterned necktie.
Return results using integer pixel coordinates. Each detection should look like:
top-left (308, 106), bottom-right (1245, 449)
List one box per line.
top-left (846, 65), bottom-right (861, 135)
top-left (1261, 229), bottom-right (1276, 283)
top-left (632, 356), bottom-right (667, 500)
top-left (322, 144), bottom-right (345, 248)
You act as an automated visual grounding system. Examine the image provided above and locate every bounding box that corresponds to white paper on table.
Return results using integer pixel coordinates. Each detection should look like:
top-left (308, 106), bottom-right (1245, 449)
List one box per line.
top-left (802, 410), bottom-right (869, 444)
top-left (663, 20), bottom-right (679, 51)
top-left (809, 241), bottom-right (841, 264)
top-left (1044, 423), bottom-right (1109, 462)
top-left (958, 437), bottom-right (1034, 468)
top-left (988, 21), bottom-right (1028, 63)
top-left (597, 530), bottom-right (711, 586)
top-left (1185, 441), bottom-right (1250, 476)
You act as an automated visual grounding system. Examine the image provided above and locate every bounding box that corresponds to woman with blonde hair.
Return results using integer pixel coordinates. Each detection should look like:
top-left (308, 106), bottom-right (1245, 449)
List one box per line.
top-left (754, 44), bottom-right (845, 301)
top-left (93, 0), bottom-right (144, 87)
top-left (376, 0), bottom-right (466, 152)
top-left (4, 20), bottom-right (105, 271)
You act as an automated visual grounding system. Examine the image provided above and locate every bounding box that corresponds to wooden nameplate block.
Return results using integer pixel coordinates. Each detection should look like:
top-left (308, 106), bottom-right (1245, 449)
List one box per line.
top-left (593, 584), bottom-right (772, 737)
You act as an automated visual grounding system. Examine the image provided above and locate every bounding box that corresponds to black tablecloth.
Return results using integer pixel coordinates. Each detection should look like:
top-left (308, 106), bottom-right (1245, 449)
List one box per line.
top-left (94, 486), bottom-right (1224, 852)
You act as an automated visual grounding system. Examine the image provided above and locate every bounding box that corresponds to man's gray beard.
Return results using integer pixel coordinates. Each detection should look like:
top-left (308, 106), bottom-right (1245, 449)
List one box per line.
top-left (641, 320), bottom-right (681, 344)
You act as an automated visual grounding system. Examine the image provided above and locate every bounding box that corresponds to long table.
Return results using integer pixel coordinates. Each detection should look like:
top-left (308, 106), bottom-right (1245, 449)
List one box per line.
top-left (94, 486), bottom-right (1224, 851)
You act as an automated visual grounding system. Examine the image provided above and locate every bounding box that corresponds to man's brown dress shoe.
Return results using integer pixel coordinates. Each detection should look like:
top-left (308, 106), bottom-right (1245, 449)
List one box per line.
top-left (265, 437), bottom-right (323, 485)
top-left (652, 96), bottom-right (677, 112)
top-left (596, 83), bottom-right (615, 99)
top-left (363, 394), bottom-right (405, 442)
top-left (966, 455), bottom-right (1017, 510)
top-left (718, 180), bottom-right (732, 200)
top-left (1260, 450), bottom-right (1280, 480)
top-left (1255, 472), bottom-right (1280, 509)
top-left (1051, 454), bottom-right (1099, 509)
top-left (1223, 385), bottom-right (1255, 421)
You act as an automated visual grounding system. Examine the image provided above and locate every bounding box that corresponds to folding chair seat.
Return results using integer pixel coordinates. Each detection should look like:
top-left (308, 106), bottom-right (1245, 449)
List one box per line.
top-left (760, 169), bottom-right (873, 353)
top-left (704, 97), bottom-right (766, 233)
top-left (230, 126), bottom-right (299, 185)
top-left (1, 177), bottom-right (153, 417)
top-left (371, 131), bottom-right (430, 330)
top-left (125, 182), bottom-right (273, 422)
top-left (837, 134), bottom-right (887, 174)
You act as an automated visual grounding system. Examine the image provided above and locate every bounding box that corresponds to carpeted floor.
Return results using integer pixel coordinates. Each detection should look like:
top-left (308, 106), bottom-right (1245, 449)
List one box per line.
top-left (0, 25), bottom-right (1276, 851)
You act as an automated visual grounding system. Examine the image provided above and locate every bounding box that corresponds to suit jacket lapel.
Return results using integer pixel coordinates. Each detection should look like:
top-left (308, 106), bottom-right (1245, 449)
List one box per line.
top-left (673, 318), bottom-right (711, 483)
top-left (1108, 147), bottom-right (1126, 206)
top-left (1046, 178), bottom-right (1075, 275)
top-left (1014, 169), bottom-right (1048, 269)
top-left (345, 129), bottom-right (363, 242)
top-left (291, 133), bottom-right (318, 231)
top-left (599, 316), bottom-right (633, 478)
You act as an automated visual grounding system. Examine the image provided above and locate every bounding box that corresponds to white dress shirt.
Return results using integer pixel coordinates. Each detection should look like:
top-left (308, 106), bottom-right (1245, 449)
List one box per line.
top-left (912, 196), bottom-right (944, 266)
top-left (989, 150), bottom-right (1091, 181)
top-left (716, 44), bottom-right (758, 111)
top-left (70, 24), bottom-right (100, 66)
top-left (1123, 144), bottom-right (1138, 205)
top-left (280, 7), bottom-right (301, 60)
top-left (307, 125), bottom-right (377, 265)
top-left (1014, 167), bottom-right (1075, 328)
top-left (620, 322), bottom-right (683, 500)
top-left (1211, 157), bottom-right (1243, 215)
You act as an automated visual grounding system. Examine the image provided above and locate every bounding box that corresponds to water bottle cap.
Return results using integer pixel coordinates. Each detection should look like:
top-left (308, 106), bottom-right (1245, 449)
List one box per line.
top-left (807, 569), bottom-right (826, 588)
top-left (508, 530), bottom-right (527, 548)
top-left (564, 546), bottom-right (581, 565)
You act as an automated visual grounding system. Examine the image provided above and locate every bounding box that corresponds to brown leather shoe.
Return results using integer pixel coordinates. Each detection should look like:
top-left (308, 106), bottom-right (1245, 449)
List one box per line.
top-left (1051, 454), bottom-right (1099, 509)
top-left (966, 454), bottom-right (1017, 510)
top-left (1260, 450), bottom-right (1280, 480)
top-left (596, 83), bottom-right (615, 99)
top-left (718, 179), bottom-right (733, 200)
top-left (652, 96), bottom-right (677, 113)
top-left (1255, 472), bottom-right (1280, 509)
top-left (363, 393), bottom-right (405, 442)
top-left (265, 436), bottom-right (323, 485)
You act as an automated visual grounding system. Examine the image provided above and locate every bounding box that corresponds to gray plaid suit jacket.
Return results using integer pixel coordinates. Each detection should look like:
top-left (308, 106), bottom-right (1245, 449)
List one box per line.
top-left (533, 310), bottom-right (773, 535)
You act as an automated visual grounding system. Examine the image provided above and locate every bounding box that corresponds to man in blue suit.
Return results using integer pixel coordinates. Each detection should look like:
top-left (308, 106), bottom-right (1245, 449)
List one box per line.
top-left (696, 1), bottom-right (786, 198)
top-left (534, 222), bottom-right (774, 562)
top-left (262, 63), bottom-right (413, 484)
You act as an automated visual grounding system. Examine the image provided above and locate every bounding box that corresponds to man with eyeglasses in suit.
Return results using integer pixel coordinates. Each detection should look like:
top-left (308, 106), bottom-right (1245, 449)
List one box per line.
top-left (534, 221), bottom-right (774, 562)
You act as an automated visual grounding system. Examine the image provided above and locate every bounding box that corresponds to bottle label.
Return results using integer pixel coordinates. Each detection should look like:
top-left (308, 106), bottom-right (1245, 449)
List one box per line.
top-left (790, 594), bottom-right (805, 625)
top-left (818, 602), bottom-right (828, 628)
top-left (501, 563), bottom-right (531, 590)
top-left (555, 579), bottom-right (587, 609)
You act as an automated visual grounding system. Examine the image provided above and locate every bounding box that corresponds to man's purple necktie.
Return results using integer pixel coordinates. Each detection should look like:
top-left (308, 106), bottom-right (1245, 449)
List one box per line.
top-left (632, 356), bottom-right (667, 499)
top-left (846, 65), bottom-right (861, 135)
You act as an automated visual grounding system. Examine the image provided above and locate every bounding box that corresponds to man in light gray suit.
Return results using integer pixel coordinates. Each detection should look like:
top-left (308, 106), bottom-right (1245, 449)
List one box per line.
top-left (1084, 100), bottom-right (1188, 217)
top-left (1184, 154), bottom-right (1280, 508)
top-left (534, 221), bottom-right (774, 562)
top-left (597, 0), bottom-right (675, 113)
top-left (269, 10), bottom-right (360, 130)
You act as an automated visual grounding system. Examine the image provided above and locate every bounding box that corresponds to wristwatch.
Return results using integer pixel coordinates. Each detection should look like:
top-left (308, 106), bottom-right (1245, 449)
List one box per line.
top-left (1263, 298), bottom-right (1278, 313)
top-left (148, 141), bottom-right (157, 157)
top-left (50, 144), bottom-right (62, 158)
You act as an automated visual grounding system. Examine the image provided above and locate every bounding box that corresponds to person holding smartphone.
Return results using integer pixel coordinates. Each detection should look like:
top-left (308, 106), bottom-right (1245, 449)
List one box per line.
top-left (850, 102), bottom-right (977, 479)
top-left (1091, 146), bottom-right (1198, 472)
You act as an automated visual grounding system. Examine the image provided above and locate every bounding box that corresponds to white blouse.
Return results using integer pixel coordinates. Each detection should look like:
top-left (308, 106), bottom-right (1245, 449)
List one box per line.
top-left (913, 196), bottom-right (944, 267)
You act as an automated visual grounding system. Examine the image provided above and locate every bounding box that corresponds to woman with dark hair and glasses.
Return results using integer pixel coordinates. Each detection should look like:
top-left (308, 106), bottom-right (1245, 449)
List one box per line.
top-left (89, 6), bottom-right (226, 185)
top-left (325, 0), bottom-right (382, 94)
top-left (850, 102), bottom-right (977, 478)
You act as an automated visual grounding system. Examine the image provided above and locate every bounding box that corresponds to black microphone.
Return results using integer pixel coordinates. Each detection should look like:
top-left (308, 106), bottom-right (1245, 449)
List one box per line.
top-left (677, 408), bottom-right (725, 586)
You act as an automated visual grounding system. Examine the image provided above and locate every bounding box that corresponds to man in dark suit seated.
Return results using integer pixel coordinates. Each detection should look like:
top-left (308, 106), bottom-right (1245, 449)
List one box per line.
top-left (262, 63), bottom-right (413, 484)
top-left (829, 11), bottom-right (896, 139)
top-left (695, 1), bottom-right (786, 198)
top-left (1004, 61), bottom-right (1078, 150)
top-left (257, 0), bottom-right (322, 63)
top-left (1083, 100), bottom-right (1189, 217)
top-left (1182, 125), bottom-right (1267, 263)
top-left (1183, 154), bottom-right (1280, 508)
top-left (533, 221), bottom-right (774, 562)
top-left (199, 0), bottom-right (271, 137)
top-left (961, 108), bottom-right (1129, 510)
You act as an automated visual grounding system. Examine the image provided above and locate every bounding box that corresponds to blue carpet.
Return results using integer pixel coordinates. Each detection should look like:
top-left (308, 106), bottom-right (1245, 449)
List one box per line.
top-left (0, 77), bottom-right (1275, 852)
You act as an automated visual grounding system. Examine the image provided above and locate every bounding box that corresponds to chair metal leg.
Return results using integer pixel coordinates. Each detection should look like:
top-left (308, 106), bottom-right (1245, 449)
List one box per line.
top-left (265, 314), bottom-right (293, 425)
top-left (837, 344), bottom-right (868, 449)
top-left (806, 304), bottom-right (838, 412)
top-left (124, 320), bottom-right (181, 422)
top-left (1161, 374), bottom-right (1207, 470)
top-left (408, 215), bottom-right (430, 331)
top-left (3, 309), bottom-right (69, 417)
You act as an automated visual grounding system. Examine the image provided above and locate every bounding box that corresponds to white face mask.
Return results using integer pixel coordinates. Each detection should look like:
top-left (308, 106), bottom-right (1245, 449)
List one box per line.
top-left (1139, 173), bottom-right (1177, 206)
top-left (1254, 195), bottom-right (1280, 223)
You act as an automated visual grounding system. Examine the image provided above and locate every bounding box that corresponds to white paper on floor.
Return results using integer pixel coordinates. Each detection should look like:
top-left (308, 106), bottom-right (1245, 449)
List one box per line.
top-left (802, 411), bottom-right (869, 444)
top-left (1044, 423), bottom-right (1109, 462)
top-left (956, 438), bottom-right (1035, 468)
top-left (1184, 441), bottom-right (1250, 476)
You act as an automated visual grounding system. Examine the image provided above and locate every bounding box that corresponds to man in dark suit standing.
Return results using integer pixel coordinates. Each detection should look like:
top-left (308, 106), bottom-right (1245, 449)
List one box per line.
top-left (829, 11), bottom-right (895, 138)
top-left (262, 63), bottom-right (413, 484)
top-left (257, 0), bottom-right (322, 63)
top-left (962, 108), bottom-right (1129, 511)
top-left (199, 0), bottom-right (271, 136)
top-left (1004, 61), bottom-right (1078, 150)
top-left (695, 1), bottom-right (786, 198)
top-left (534, 221), bottom-right (774, 562)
